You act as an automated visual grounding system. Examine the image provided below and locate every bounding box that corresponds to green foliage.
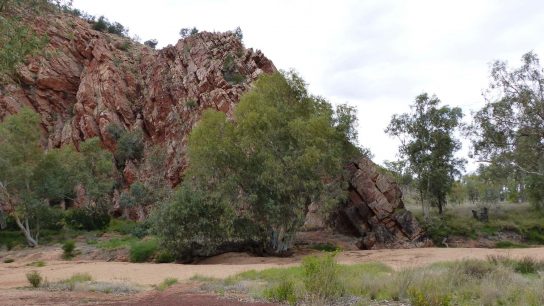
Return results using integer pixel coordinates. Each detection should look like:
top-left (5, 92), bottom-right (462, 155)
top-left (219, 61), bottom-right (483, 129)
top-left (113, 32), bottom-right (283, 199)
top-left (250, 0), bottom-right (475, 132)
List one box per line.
top-left (212, 257), bottom-right (544, 305)
top-left (155, 278), bottom-right (178, 291)
top-left (26, 270), bottom-right (42, 288)
top-left (222, 54), bottom-right (245, 84)
top-left (302, 254), bottom-right (343, 300)
top-left (129, 238), bottom-right (158, 262)
top-left (470, 52), bottom-right (544, 210)
top-left (0, 15), bottom-right (48, 82)
top-left (386, 93), bottom-right (464, 214)
top-left (179, 27), bottom-right (198, 38)
top-left (96, 236), bottom-right (137, 250)
top-left (92, 16), bottom-right (128, 36)
top-left (408, 287), bottom-right (451, 306)
top-left (144, 39), bottom-right (158, 49)
top-left (62, 240), bottom-right (75, 259)
top-left (65, 206), bottom-right (110, 231)
top-left (114, 129), bottom-right (144, 167)
top-left (512, 257), bottom-right (542, 274)
top-left (154, 250), bottom-right (175, 263)
top-left (185, 99), bottom-right (197, 109)
top-left (107, 218), bottom-right (138, 235)
top-left (263, 279), bottom-right (297, 304)
top-left (167, 71), bottom-right (357, 256)
top-left (151, 185), bottom-right (234, 259)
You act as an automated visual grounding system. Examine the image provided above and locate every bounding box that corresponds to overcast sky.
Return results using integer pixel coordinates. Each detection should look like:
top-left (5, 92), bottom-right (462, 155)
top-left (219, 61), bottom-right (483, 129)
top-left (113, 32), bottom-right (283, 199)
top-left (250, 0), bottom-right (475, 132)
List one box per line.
top-left (72, 0), bottom-right (544, 172)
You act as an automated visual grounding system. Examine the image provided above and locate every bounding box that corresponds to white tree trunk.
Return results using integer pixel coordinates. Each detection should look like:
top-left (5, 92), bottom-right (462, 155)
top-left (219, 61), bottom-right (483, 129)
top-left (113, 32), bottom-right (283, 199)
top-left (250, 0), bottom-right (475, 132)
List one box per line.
top-left (14, 215), bottom-right (38, 247)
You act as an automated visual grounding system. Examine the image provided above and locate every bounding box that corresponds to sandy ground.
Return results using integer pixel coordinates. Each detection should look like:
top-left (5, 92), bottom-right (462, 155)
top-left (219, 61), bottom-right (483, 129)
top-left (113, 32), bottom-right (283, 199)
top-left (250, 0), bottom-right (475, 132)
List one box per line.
top-left (2, 247), bottom-right (544, 290)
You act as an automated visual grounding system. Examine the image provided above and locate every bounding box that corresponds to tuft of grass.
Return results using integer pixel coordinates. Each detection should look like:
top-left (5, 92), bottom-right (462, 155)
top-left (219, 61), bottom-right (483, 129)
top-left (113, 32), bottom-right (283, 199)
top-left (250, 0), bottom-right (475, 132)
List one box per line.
top-left (263, 279), bottom-right (297, 305)
top-left (3, 258), bottom-right (14, 263)
top-left (27, 260), bottom-right (46, 267)
top-left (97, 236), bottom-right (138, 250)
top-left (155, 277), bottom-right (178, 291)
top-left (513, 257), bottom-right (542, 274)
top-left (199, 255), bottom-right (544, 305)
top-left (62, 240), bottom-right (76, 259)
top-left (129, 238), bottom-right (158, 262)
top-left (190, 274), bottom-right (219, 282)
top-left (107, 219), bottom-right (139, 235)
top-left (302, 254), bottom-right (344, 301)
top-left (495, 241), bottom-right (529, 248)
top-left (26, 271), bottom-right (43, 288)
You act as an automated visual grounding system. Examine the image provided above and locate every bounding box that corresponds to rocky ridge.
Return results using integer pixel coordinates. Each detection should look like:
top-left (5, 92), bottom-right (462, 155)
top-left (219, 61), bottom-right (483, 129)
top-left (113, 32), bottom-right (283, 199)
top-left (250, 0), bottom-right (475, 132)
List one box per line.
top-left (0, 7), bottom-right (427, 249)
top-left (0, 8), bottom-right (275, 185)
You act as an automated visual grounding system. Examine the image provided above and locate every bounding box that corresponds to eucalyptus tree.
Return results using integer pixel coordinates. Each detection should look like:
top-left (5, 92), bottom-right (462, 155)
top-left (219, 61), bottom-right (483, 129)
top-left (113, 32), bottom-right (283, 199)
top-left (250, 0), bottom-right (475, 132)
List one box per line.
top-left (470, 52), bottom-right (544, 209)
top-left (386, 93), bottom-right (464, 215)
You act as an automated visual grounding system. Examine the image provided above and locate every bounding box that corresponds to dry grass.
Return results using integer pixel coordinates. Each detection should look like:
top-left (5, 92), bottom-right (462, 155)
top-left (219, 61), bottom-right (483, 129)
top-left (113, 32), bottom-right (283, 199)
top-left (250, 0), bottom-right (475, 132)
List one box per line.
top-left (198, 255), bottom-right (544, 305)
top-left (42, 272), bottom-right (142, 294)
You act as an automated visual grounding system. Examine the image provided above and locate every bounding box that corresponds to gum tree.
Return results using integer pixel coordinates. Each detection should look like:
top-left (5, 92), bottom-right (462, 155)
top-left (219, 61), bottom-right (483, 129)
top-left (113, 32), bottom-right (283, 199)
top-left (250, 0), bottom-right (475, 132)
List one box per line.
top-left (386, 93), bottom-right (464, 215)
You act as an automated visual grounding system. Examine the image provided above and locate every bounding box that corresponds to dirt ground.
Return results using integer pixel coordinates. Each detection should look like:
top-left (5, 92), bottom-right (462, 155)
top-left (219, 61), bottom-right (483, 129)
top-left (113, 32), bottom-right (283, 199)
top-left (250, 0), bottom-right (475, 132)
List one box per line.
top-left (1, 247), bottom-right (544, 305)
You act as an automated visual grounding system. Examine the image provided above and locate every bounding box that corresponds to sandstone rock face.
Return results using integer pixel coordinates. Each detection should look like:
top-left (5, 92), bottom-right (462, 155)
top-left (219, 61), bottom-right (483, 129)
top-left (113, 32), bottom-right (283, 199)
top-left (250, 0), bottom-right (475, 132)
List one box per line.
top-left (332, 157), bottom-right (429, 249)
top-left (0, 10), bottom-right (275, 185)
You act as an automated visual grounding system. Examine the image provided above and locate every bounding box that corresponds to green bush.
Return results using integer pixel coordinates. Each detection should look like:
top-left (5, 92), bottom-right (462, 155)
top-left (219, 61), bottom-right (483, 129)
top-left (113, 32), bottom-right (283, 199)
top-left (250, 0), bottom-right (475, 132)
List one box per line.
top-left (263, 279), bottom-right (297, 304)
top-left (26, 271), bottom-right (43, 288)
top-left (129, 239), bottom-right (158, 262)
top-left (65, 207), bottom-right (110, 231)
top-left (513, 257), bottom-right (541, 274)
top-left (108, 219), bottom-right (138, 235)
top-left (62, 240), bottom-right (76, 259)
top-left (155, 251), bottom-right (175, 263)
top-left (114, 130), bottom-right (144, 167)
top-left (302, 254), bottom-right (343, 300)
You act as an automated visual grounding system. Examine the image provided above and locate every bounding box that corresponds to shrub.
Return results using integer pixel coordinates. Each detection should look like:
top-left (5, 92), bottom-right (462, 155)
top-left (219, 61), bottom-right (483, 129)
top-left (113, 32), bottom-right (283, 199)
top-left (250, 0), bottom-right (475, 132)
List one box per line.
top-left (263, 279), bottom-right (297, 304)
top-left (3, 258), bottom-right (14, 263)
top-left (129, 239), bottom-right (158, 262)
top-left (62, 240), bottom-right (76, 259)
top-left (156, 278), bottom-right (178, 291)
top-left (65, 207), bottom-right (110, 231)
top-left (115, 129), bottom-right (144, 167)
top-left (144, 39), bottom-right (158, 49)
top-left (302, 254), bottom-right (343, 300)
top-left (26, 271), bottom-right (43, 288)
top-left (513, 257), bottom-right (541, 274)
top-left (155, 251), bottom-right (175, 263)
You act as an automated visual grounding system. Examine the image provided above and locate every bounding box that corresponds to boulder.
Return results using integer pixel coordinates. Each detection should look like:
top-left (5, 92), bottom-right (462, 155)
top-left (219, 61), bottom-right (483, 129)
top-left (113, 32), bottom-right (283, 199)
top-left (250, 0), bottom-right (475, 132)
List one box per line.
top-left (332, 156), bottom-right (429, 249)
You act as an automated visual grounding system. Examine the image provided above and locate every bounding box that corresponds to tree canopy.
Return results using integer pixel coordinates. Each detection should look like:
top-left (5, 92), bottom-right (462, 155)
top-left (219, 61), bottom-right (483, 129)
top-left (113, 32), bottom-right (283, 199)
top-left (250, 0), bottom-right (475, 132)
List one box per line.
top-left (0, 108), bottom-right (115, 246)
top-left (386, 93), bottom-right (464, 215)
top-left (470, 52), bottom-right (544, 209)
top-left (153, 71), bottom-right (361, 258)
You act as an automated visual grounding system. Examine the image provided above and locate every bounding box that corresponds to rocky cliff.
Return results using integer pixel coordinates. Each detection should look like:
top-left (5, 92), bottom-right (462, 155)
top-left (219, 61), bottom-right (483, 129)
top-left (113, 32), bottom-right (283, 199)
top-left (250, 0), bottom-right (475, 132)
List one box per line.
top-left (1, 6), bottom-right (427, 249)
top-left (332, 157), bottom-right (429, 249)
top-left (0, 7), bottom-right (275, 185)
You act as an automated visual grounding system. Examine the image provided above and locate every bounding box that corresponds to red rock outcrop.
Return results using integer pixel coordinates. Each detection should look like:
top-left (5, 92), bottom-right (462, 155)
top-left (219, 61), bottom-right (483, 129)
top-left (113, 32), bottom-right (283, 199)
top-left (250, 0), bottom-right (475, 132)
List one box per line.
top-left (331, 157), bottom-right (429, 249)
top-left (0, 8), bottom-right (275, 185)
